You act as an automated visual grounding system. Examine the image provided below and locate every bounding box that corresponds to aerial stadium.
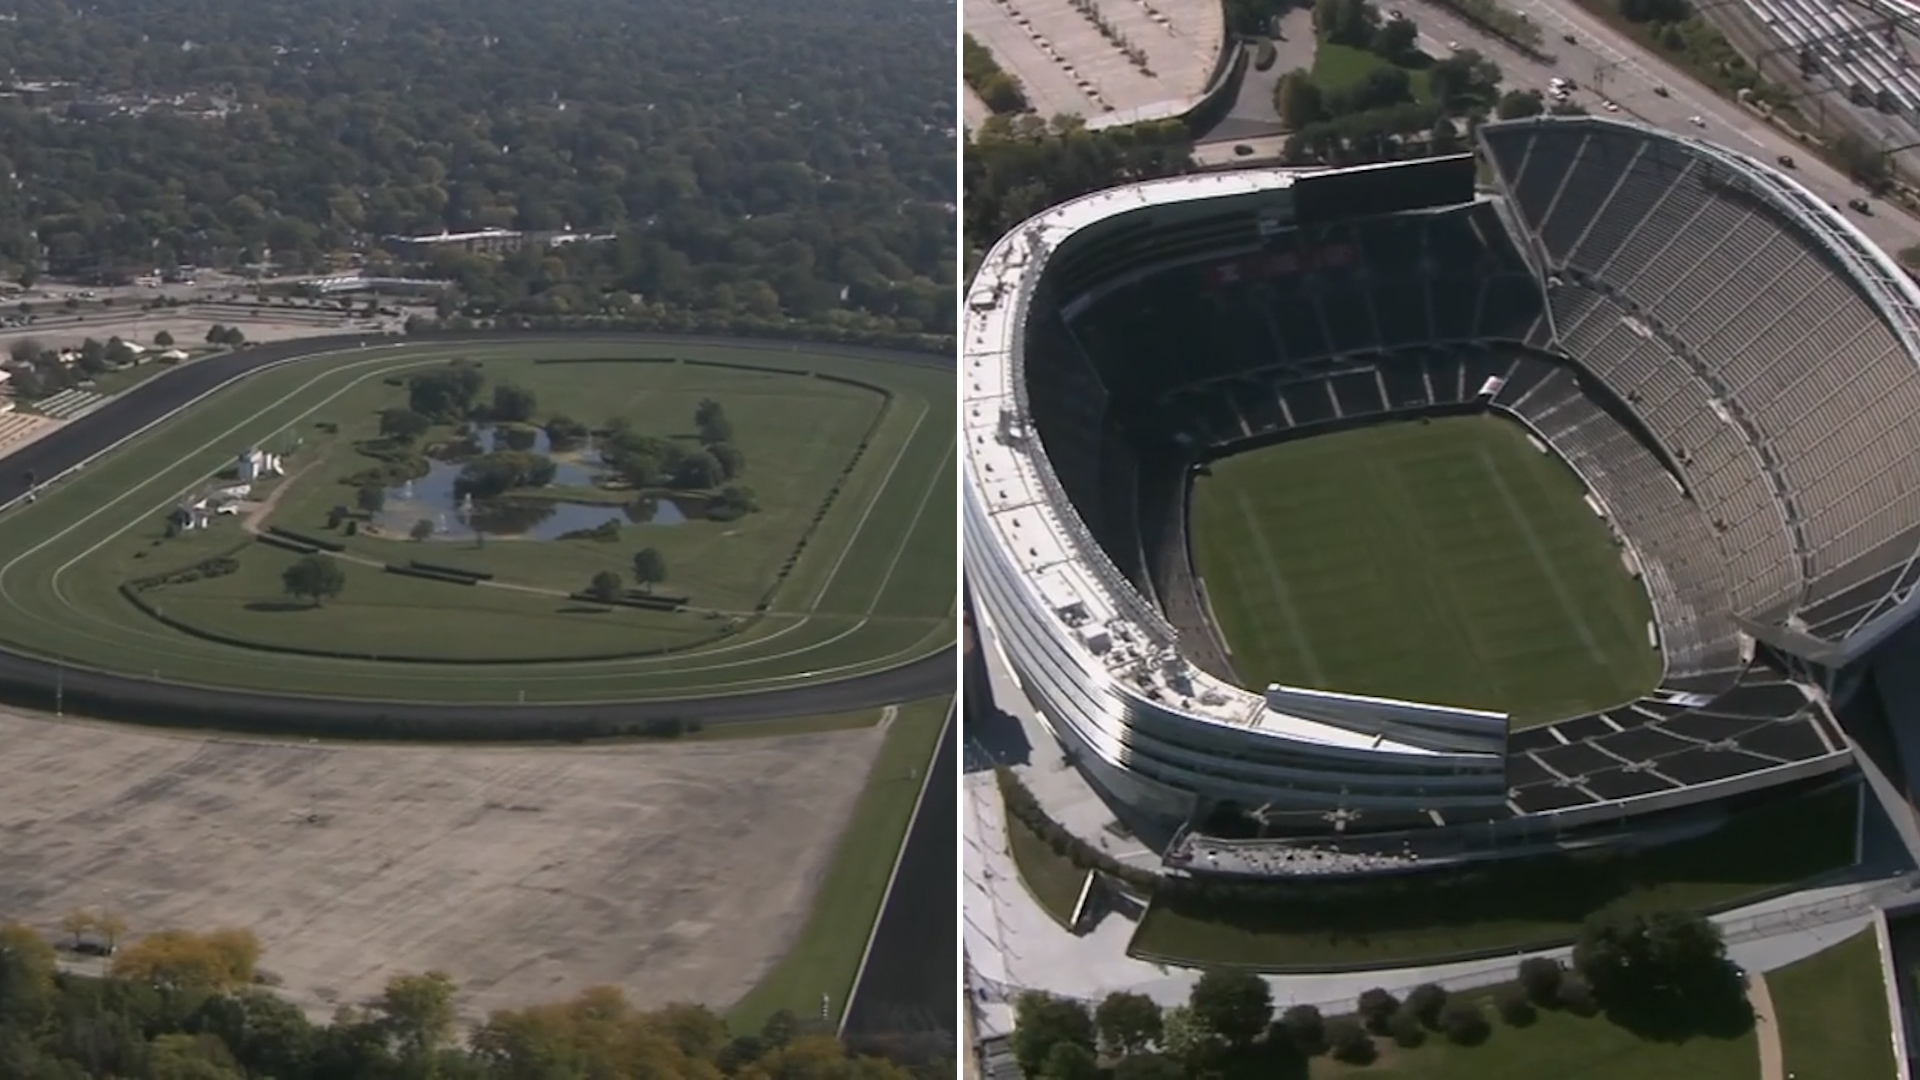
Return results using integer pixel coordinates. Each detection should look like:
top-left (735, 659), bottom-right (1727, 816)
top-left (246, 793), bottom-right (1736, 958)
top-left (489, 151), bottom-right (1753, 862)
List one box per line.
top-left (962, 114), bottom-right (1920, 874)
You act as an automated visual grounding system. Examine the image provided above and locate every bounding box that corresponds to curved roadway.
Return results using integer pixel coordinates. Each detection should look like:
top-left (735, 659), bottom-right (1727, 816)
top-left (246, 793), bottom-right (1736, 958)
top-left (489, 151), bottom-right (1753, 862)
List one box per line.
top-left (0, 330), bottom-right (955, 734)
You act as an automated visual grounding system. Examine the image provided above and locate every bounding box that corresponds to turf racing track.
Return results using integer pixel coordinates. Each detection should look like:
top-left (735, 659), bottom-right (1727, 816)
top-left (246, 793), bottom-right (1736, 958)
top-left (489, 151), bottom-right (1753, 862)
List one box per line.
top-left (0, 331), bottom-right (955, 737)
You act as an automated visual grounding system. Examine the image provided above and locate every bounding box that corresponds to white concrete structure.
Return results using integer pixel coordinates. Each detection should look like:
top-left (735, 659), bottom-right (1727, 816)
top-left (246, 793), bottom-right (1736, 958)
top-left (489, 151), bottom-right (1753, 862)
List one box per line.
top-left (235, 447), bottom-right (283, 483)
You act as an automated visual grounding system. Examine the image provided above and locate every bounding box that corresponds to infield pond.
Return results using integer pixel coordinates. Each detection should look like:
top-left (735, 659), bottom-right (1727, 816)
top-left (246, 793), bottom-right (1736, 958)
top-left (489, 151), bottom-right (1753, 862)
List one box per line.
top-left (369, 424), bottom-right (698, 542)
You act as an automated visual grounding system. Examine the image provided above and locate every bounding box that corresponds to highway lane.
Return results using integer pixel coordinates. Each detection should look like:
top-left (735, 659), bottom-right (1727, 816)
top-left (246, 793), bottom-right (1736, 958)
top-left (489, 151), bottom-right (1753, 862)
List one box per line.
top-left (0, 330), bottom-right (956, 733)
top-left (1408, 0), bottom-right (1920, 256)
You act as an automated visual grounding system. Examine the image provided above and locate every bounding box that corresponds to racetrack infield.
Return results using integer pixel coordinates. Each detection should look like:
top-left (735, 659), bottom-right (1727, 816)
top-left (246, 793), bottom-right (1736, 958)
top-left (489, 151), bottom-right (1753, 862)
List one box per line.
top-left (0, 703), bottom-right (890, 1023)
top-left (0, 334), bottom-right (955, 721)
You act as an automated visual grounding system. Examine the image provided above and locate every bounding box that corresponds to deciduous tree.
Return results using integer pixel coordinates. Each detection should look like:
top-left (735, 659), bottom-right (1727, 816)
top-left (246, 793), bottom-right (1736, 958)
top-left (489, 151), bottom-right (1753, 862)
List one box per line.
top-left (1187, 969), bottom-right (1271, 1048)
top-left (281, 555), bottom-right (346, 606)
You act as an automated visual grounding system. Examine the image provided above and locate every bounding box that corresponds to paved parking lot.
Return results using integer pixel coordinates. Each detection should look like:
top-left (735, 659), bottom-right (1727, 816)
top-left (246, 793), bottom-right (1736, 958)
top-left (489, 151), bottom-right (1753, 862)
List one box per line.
top-left (965, 0), bottom-right (1222, 125)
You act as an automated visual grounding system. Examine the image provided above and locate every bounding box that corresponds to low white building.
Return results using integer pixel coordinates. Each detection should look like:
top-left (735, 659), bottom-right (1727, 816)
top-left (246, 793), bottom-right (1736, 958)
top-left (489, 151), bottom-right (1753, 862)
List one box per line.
top-left (235, 447), bottom-right (284, 482)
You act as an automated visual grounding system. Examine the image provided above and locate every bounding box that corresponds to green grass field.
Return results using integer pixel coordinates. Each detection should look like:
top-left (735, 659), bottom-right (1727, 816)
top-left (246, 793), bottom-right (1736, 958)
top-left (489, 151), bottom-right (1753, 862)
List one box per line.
top-left (1191, 416), bottom-right (1659, 727)
top-left (1312, 42), bottom-right (1433, 102)
top-left (1772, 929), bottom-right (1900, 1080)
top-left (1310, 992), bottom-right (1757, 1080)
top-left (1005, 810), bottom-right (1087, 929)
top-left (0, 338), bottom-right (954, 703)
top-left (727, 695), bottom-right (951, 1030)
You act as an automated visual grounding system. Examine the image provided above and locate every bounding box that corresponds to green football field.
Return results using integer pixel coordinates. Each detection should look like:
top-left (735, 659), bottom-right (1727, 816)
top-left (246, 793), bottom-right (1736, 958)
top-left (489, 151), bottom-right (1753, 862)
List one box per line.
top-left (1189, 416), bottom-right (1660, 729)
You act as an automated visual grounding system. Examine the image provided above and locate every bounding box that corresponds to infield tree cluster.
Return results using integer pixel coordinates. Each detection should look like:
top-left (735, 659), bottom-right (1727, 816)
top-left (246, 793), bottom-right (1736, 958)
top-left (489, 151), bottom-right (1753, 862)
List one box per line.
top-left (351, 362), bottom-right (760, 529)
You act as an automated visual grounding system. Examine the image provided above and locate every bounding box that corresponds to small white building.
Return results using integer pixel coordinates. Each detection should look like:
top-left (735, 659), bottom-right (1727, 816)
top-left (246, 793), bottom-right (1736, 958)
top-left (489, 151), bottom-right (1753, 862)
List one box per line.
top-left (235, 447), bottom-right (284, 482)
top-left (171, 498), bottom-right (211, 530)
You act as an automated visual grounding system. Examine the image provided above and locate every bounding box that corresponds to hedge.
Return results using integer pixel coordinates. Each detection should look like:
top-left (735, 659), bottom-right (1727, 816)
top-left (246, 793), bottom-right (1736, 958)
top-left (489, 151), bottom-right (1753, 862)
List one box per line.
top-left (409, 560), bottom-right (493, 582)
top-left (265, 525), bottom-right (344, 553)
top-left (384, 564), bottom-right (480, 585)
top-left (255, 533), bottom-right (319, 555)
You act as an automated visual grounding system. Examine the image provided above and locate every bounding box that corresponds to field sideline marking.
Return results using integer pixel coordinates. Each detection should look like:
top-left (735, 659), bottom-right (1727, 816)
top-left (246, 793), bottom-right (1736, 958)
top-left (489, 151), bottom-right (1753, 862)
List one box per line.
top-left (1476, 446), bottom-right (1606, 663)
top-left (0, 346), bottom-right (952, 700)
top-left (855, 437), bottom-right (955, 615)
top-left (1234, 491), bottom-right (1326, 686)
top-left (795, 400), bottom-right (931, 613)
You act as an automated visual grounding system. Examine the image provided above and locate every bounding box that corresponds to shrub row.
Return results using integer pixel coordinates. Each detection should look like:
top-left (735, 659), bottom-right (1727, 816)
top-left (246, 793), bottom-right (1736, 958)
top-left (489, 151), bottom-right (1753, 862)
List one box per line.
top-left (530, 356), bottom-right (680, 366)
top-left (409, 560), bottom-right (493, 582)
top-left (627, 589), bottom-right (690, 606)
top-left (266, 526), bottom-right (344, 553)
top-left (130, 549), bottom-right (246, 591)
top-left (385, 564), bottom-right (479, 586)
top-left (996, 766), bottom-right (1162, 895)
top-left (256, 534), bottom-right (319, 556)
top-left (568, 591), bottom-right (684, 612)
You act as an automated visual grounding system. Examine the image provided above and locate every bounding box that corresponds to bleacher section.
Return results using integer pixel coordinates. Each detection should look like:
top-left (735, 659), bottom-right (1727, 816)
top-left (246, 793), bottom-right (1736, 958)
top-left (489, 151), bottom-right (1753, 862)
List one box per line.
top-left (1482, 117), bottom-right (1920, 647)
top-left (0, 411), bottom-right (54, 456)
top-left (29, 388), bottom-right (107, 420)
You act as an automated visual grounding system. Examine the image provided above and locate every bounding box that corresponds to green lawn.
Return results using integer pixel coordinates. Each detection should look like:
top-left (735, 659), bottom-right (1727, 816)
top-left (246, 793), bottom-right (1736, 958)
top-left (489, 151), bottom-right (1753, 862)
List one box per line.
top-left (1772, 929), bottom-right (1900, 1080)
top-left (1191, 415), bottom-right (1659, 728)
top-left (0, 338), bottom-right (954, 703)
top-left (1005, 809), bottom-right (1087, 929)
top-left (137, 542), bottom-right (722, 661)
top-left (1311, 42), bottom-right (1432, 102)
top-left (1131, 783), bottom-right (1858, 970)
top-left (1310, 993), bottom-right (1758, 1079)
top-left (727, 696), bottom-right (951, 1030)
top-left (258, 355), bottom-right (884, 611)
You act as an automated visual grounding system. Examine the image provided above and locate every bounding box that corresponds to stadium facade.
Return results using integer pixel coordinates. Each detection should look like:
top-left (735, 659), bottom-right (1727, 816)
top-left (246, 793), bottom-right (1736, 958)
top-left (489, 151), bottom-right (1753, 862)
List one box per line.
top-left (964, 116), bottom-right (1911, 864)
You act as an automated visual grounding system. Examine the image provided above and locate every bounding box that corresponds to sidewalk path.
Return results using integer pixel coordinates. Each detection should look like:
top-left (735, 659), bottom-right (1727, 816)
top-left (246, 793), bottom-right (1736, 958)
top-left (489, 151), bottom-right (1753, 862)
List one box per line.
top-left (1749, 970), bottom-right (1784, 1080)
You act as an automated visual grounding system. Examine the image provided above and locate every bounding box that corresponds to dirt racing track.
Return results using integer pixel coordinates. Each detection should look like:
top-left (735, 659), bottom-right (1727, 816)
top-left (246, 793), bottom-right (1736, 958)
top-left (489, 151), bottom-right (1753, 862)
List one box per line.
top-left (0, 330), bottom-right (956, 736)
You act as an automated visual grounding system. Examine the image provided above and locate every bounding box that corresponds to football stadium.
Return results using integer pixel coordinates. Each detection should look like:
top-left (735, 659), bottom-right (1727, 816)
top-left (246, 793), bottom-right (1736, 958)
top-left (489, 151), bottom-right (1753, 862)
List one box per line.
top-left (962, 114), bottom-right (1920, 874)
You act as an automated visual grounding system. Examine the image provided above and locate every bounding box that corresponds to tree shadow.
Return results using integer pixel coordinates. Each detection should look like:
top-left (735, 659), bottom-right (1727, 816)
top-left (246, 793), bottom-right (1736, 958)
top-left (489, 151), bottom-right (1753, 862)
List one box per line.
top-left (1601, 964), bottom-right (1755, 1043)
top-left (244, 600), bottom-right (316, 613)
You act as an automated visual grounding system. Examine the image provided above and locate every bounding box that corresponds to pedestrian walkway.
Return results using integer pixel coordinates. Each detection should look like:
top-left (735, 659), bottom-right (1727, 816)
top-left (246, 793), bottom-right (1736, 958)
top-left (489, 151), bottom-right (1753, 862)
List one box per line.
top-left (29, 388), bottom-right (106, 420)
top-left (1749, 971), bottom-right (1784, 1080)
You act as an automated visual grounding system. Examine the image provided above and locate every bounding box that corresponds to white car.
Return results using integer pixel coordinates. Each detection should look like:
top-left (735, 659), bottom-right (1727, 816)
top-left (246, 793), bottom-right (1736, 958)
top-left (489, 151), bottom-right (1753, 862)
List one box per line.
top-left (1689, 115), bottom-right (1706, 127)
top-left (1604, 100), bottom-right (1620, 111)
top-left (1448, 40), bottom-right (1460, 50)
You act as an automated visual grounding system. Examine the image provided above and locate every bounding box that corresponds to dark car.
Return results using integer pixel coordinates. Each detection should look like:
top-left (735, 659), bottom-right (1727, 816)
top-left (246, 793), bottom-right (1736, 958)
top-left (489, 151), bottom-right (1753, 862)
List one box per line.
top-left (1849, 197), bottom-right (1873, 214)
top-left (1777, 154), bottom-right (1795, 168)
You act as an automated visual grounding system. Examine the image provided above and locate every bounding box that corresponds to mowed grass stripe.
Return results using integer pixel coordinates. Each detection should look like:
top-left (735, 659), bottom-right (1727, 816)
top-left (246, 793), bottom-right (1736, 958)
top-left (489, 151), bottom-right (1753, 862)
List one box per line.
top-left (1191, 417), bottom-right (1659, 728)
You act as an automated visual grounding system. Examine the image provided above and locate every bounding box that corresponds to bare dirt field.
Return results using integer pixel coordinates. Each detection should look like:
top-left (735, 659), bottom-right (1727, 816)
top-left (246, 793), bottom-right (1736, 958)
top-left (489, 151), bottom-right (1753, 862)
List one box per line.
top-left (0, 708), bottom-right (884, 1022)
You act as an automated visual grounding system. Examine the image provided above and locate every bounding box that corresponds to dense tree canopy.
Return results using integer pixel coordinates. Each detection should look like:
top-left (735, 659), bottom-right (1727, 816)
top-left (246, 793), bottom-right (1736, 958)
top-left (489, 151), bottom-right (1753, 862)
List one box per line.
top-left (0, 922), bottom-right (938, 1079)
top-left (0, 0), bottom-right (954, 337)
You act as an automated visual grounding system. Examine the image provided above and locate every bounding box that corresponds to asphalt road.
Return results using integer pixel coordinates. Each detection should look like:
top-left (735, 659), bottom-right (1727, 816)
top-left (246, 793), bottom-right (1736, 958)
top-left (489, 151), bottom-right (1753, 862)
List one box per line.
top-left (1407, 0), bottom-right (1920, 256)
top-left (842, 699), bottom-right (958, 1039)
top-left (0, 330), bottom-right (956, 734)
